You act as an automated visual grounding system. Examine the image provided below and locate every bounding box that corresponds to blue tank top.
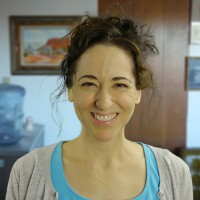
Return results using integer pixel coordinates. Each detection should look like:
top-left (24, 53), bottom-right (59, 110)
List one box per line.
top-left (50, 142), bottom-right (160, 200)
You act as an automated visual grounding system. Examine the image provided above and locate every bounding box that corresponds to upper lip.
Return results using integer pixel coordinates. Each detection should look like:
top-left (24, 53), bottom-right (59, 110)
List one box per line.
top-left (91, 112), bottom-right (119, 116)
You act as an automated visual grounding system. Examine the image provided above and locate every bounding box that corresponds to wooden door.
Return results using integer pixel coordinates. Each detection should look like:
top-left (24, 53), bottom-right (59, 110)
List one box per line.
top-left (99, 0), bottom-right (190, 152)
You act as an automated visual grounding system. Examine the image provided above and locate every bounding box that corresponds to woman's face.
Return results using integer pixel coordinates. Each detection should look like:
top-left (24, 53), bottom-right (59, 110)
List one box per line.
top-left (68, 44), bottom-right (141, 142)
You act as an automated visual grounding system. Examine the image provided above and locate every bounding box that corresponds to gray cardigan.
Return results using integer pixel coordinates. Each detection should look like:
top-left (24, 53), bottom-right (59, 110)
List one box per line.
top-left (6, 143), bottom-right (193, 200)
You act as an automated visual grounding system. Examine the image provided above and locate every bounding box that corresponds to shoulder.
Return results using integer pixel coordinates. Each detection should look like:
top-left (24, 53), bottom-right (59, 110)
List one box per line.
top-left (6, 143), bottom-right (60, 199)
top-left (148, 145), bottom-right (193, 199)
top-left (148, 145), bottom-right (189, 172)
top-left (13, 143), bottom-right (58, 174)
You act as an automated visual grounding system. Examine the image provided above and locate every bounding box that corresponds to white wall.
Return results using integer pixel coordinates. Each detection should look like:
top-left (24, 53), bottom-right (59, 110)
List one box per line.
top-left (0, 0), bottom-right (98, 145)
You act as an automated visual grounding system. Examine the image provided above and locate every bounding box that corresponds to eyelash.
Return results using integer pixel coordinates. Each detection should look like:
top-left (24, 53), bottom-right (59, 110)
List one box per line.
top-left (81, 82), bottom-right (97, 87)
top-left (114, 83), bottom-right (128, 88)
top-left (81, 82), bottom-right (128, 88)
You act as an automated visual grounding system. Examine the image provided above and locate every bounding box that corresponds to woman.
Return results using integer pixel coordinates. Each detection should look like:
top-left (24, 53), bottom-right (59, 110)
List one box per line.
top-left (6, 16), bottom-right (193, 200)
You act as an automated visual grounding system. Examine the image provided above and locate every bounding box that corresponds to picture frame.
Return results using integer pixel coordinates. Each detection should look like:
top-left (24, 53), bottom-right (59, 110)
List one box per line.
top-left (10, 16), bottom-right (82, 75)
top-left (185, 57), bottom-right (200, 90)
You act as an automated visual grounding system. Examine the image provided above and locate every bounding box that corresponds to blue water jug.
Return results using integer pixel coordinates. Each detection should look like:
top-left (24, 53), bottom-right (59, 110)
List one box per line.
top-left (0, 83), bottom-right (25, 144)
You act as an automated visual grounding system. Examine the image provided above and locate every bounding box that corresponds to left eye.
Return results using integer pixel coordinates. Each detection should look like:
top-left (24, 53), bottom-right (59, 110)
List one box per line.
top-left (114, 83), bottom-right (128, 88)
top-left (82, 82), bottom-right (97, 87)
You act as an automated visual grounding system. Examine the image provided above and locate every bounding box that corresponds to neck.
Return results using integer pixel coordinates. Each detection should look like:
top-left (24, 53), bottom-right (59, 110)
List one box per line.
top-left (69, 132), bottom-right (138, 168)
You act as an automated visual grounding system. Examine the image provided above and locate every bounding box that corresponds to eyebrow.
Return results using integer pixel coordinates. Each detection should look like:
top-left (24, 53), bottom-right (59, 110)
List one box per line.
top-left (78, 75), bottom-right (97, 81)
top-left (78, 75), bottom-right (132, 83)
top-left (112, 77), bottom-right (133, 83)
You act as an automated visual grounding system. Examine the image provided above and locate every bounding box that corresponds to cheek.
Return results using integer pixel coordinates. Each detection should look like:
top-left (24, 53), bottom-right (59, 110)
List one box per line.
top-left (116, 95), bottom-right (136, 113)
top-left (72, 99), bottom-right (88, 123)
top-left (73, 92), bottom-right (95, 110)
top-left (73, 94), bottom-right (96, 125)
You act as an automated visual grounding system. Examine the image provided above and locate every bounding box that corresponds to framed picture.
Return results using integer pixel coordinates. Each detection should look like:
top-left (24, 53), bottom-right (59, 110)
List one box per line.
top-left (10, 16), bottom-right (82, 75)
top-left (180, 148), bottom-right (200, 200)
top-left (185, 57), bottom-right (200, 90)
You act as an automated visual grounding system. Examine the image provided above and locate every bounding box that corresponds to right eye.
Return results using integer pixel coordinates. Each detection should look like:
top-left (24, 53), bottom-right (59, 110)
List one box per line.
top-left (81, 82), bottom-right (97, 87)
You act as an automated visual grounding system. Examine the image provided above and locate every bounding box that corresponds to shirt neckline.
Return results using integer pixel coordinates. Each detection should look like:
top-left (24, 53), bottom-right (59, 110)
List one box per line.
top-left (54, 141), bottom-right (151, 200)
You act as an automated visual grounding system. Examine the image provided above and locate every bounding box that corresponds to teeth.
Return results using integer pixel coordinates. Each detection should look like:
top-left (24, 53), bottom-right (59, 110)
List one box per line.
top-left (93, 113), bottom-right (117, 121)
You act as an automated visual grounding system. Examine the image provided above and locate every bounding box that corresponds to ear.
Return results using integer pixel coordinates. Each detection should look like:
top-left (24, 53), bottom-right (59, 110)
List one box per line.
top-left (67, 88), bottom-right (73, 102)
top-left (135, 90), bottom-right (141, 104)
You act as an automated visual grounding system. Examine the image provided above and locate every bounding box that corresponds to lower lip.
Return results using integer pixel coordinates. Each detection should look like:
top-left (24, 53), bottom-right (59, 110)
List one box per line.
top-left (91, 114), bottom-right (117, 126)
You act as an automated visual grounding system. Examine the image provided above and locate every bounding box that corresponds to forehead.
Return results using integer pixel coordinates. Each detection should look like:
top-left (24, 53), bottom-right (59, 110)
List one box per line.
top-left (76, 44), bottom-right (135, 79)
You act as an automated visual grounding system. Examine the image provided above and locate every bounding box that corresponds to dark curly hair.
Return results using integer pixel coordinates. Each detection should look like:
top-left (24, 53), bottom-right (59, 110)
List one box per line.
top-left (60, 16), bottom-right (158, 92)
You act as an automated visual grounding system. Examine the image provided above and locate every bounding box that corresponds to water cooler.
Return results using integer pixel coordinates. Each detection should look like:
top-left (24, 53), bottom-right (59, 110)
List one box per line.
top-left (0, 83), bottom-right (25, 144)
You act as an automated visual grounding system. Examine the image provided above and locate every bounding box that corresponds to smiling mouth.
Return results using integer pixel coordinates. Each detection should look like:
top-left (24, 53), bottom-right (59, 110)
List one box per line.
top-left (91, 112), bottom-right (118, 122)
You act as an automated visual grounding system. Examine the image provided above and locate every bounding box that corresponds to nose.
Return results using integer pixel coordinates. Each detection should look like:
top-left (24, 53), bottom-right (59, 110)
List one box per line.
top-left (95, 87), bottom-right (113, 110)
